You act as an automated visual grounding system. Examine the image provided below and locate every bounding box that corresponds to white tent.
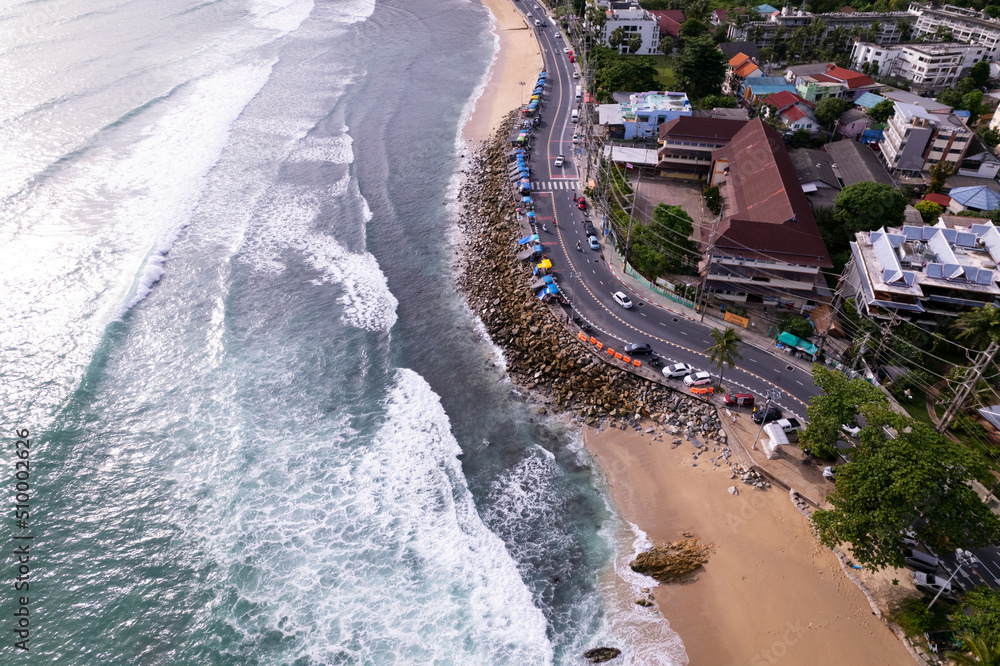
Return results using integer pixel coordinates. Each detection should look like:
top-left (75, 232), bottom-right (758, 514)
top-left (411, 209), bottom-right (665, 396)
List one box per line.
top-left (760, 423), bottom-right (788, 460)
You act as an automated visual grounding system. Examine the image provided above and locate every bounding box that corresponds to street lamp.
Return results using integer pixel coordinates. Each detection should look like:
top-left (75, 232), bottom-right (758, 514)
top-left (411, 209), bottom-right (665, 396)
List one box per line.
top-left (752, 388), bottom-right (782, 451)
top-left (928, 548), bottom-right (977, 610)
top-left (519, 81), bottom-right (525, 109)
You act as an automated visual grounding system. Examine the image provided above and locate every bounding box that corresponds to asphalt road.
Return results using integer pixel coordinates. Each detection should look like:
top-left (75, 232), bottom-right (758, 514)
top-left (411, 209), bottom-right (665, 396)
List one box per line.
top-left (515, 11), bottom-right (819, 421)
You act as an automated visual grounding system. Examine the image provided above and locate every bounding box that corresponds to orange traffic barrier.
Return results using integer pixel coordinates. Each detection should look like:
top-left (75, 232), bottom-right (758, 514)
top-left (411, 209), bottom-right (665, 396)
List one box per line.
top-left (595, 342), bottom-right (603, 350)
top-left (622, 356), bottom-right (631, 364)
top-left (705, 387), bottom-right (714, 394)
top-left (614, 353), bottom-right (623, 360)
top-left (589, 337), bottom-right (597, 345)
top-left (632, 360), bottom-right (641, 367)
top-left (606, 348), bottom-right (615, 355)
top-left (577, 331), bottom-right (588, 341)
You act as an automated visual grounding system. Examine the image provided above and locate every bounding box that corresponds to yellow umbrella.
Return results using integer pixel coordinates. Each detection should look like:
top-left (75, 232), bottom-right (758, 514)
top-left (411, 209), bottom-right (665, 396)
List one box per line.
top-left (537, 259), bottom-right (552, 269)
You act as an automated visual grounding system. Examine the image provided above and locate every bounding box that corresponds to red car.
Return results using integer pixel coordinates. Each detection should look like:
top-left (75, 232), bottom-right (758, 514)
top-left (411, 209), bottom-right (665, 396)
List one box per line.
top-left (723, 393), bottom-right (754, 408)
top-left (577, 199), bottom-right (586, 210)
top-left (569, 54), bottom-right (575, 63)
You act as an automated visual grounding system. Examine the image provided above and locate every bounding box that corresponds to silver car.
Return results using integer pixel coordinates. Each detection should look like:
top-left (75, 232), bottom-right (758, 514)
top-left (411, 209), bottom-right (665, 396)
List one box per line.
top-left (662, 363), bottom-right (694, 378)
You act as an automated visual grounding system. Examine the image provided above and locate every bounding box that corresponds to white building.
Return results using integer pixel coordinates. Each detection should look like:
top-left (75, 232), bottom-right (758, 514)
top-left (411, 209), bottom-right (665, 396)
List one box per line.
top-left (851, 40), bottom-right (988, 90)
top-left (880, 102), bottom-right (973, 176)
top-left (618, 91), bottom-right (692, 140)
top-left (910, 3), bottom-right (1000, 59)
top-left (600, 5), bottom-right (661, 56)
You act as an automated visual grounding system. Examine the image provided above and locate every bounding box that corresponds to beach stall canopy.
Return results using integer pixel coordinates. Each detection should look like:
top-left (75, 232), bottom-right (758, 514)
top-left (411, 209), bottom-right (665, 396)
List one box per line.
top-left (546, 284), bottom-right (559, 294)
top-left (538, 258), bottom-right (552, 269)
top-left (522, 196), bottom-right (532, 203)
top-left (517, 233), bottom-right (540, 245)
top-left (526, 211), bottom-right (535, 218)
top-left (777, 331), bottom-right (818, 355)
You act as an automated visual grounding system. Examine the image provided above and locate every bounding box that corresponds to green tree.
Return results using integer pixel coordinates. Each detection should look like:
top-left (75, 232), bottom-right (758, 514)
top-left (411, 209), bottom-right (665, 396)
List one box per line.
top-left (790, 128), bottom-right (812, 148)
top-left (798, 365), bottom-right (887, 460)
top-left (815, 96), bottom-right (849, 129)
top-left (705, 327), bottom-right (743, 387)
top-left (927, 160), bottom-right (957, 194)
top-left (915, 200), bottom-right (944, 224)
top-left (591, 48), bottom-right (661, 102)
top-left (658, 35), bottom-right (675, 55)
top-left (608, 26), bottom-right (625, 50)
top-left (627, 33), bottom-right (643, 54)
top-left (949, 634), bottom-right (1000, 666)
top-left (812, 406), bottom-right (1000, 570)
top-left (954, 588), bottom-right (1000, 645)
top-left (779, 315), bottom-right (814, 340)
top-left (833, 182), bottom-right (907, 234)
top-left (694, 94), bottom-right (738, 110)
top-left (938, 87), bottom-right (963, 109)
top-left (971, 60), bottom-right (992, 88)
top-left (954, 303), bottom-right (1000, 350)
top-left (867, 99), bottom-right (895, 123)
top-left (963, 90), bottom-right (985, 117)
top-left (680, 18), bottom-right (707, 39)
top-left (675, 36), bottom-right (726, 99)
top-left (979, 126), bottom-right (1000, 148)
top-left (703, 185), bottom-right (721, 214)
top-left (649, 203), bottom-right (698, 259)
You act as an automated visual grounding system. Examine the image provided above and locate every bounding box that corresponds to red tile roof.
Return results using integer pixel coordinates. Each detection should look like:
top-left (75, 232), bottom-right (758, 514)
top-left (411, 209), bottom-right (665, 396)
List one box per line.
top-left (761, 90), bottom-right (804, 111)
top-left (711, 119), bottom-right (832, 267)
top-left (810, 73), bottom-right (840, 83)
top-left (734, 61), bottom-right (761, 78)
top-left (839, 5), bottom-right (855, 12)
top-left (659, 116), bottom-right (748, 142)
top-left (782, 106), bottom-right (807, 122)
top-left (923, 193), bottom-right (952, 207)
top-left (729, 52), bottom-right (751, 68)
top-left (824, 66), bottom-right (875, 89)
top-left (713, 8), bottom-right (727, 20)
top-left (649, 10), bottom-right (685, 37)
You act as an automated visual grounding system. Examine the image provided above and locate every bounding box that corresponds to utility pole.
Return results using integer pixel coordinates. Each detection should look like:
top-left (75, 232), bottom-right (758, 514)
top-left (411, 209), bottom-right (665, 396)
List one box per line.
top-left (817, 257), bottom-right (852, 359)
top-left (622, 167), bottom-right (642, 266)
top-left (849, 332), bottom-right (871, 375)
top-left (872, 310), bottom-right (900, 367)
top-left (937, 341), bottom-right (1000, 434)
top-left (695, 207), bottom-right (723, 322)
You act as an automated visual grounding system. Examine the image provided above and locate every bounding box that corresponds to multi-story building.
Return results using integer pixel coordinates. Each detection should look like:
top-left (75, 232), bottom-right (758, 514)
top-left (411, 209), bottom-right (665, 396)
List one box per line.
top-left (762, 91), bottom-right (819, 133)
top-left (705, 118), bottom-right (833, 307)
top-left (655, 116), bottom-right (747, 180)
top-left (617, 91), bottom-right (692, 140)
top-left (880, 102), bottom-right (972, 176)
top-left (724, 52), bottom-right (764, 95)
top-left (910, 3), bottom-right (1000, 59)
top-left (844, 221), bottom-right (1000, 325)
top-left (729, 6), bottom-right (913, 50)
top-left (850, 40), bottom-right (988, 90)
top-left (600, 4), bottom-right (661, 56)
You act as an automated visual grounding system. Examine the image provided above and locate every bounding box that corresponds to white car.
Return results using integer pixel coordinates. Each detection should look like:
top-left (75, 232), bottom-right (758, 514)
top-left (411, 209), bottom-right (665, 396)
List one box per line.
top-left (683, 371), bottom-right (713, 387)
top-left (612, 291), bottom-right (633, 309)
top-left (662, 363), bottom-right (694, 379)
top-left (573, 71), bottom-right (580, 79)
top-left (842, 423), bottom-right (861, 437)
top-left (563, 47), bottom-right (570, 53)
top-left (911, 572), bottom-right (955, 600)
top-left (554, 155), bottom-right (564, 167)
top-left (822, 466), bottom-right (836, 481)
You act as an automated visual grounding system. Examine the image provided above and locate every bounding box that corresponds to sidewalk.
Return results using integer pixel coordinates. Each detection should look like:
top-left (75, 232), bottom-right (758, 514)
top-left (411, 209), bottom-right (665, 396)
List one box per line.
top-left (601, 246), bottom-right (819, 376)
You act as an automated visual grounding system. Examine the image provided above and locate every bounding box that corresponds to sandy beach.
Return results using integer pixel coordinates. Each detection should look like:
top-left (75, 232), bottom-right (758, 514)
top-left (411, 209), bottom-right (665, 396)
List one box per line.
top-left (586, 425), bottom-right (913, 664)
top-left (464, 0), bottom-right (544, 146)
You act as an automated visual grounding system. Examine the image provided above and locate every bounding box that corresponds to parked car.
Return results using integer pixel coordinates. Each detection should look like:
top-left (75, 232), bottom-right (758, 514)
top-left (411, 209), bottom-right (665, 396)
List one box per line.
top-left (723, 393), bottom-right (754, 408)
top-left (662, 363), bottom-right (694, 378)
top-left (584, 222), bottom-right (597, 237)
top-left (624, 342), bottom-right (652, 355)
top-left (612, 291), bottom-right (632, 309)
top-left (577, 199), bottom-right (587, 210)
top-left (573, 71), bottom-right (580, 79)
top-left (752, 406), bottom-right (782, 424)
top-left (774, 418), bottom-right (801, 433)
top-left (554, 155), bottom-right (564, 167)
top-left (903, 549), bottom-right (940, 574)
top-left (842, 423), bottom-right (861, 437)
top-left (563, 47), bottom-right (569, 53)
top-left (534, 19), bottom-right (542, 26)
top-left (911, 571), bottom-right (955, 600)
top-left (822, 466), bottom-right (836, 480)
top-left (588, 235), bottom-right (599, 250)
top-left (684, 371), bottom-right (712, 387)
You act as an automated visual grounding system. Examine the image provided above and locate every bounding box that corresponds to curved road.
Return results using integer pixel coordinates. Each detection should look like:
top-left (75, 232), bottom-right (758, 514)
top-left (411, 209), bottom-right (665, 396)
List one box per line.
top-left (516, 7), bottom-right (820, 420)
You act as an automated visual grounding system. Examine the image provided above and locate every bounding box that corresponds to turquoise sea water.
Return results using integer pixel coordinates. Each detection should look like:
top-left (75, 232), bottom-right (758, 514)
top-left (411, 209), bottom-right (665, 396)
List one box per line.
top-left (0, 0), bottom-right (687, 662)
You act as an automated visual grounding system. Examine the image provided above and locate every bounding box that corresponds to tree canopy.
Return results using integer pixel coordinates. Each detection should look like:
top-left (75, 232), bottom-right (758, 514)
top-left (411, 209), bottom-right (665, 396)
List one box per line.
top-left (798, 365), bottom-right (887, 460)
top-left (971, 60), bottom-right (991, 88)
top-left (705, 327), bottom-right (742, 386)
top-left (866, 99), bottom-right (895, 124)
top-left (675, 36), bottom-right (726, 100)
top-left (833, 182), bottom-right (907, 234)
top-left (927, 160), bottom-right (957, 195)
top-left (693, 94), bottom-right (737, 110)
top-left (591, 48), bottom-right (661, 102)
top-left (954, 303), bottom-right (1000, 350)
top-left (915, 200), bottom-right (943, 224)
top-left (812, 406), bottom-right (1000, 570)
top-left (626, 203), bottom-right (699, 278)
top-left (815, 96), bottom-right (849, 128)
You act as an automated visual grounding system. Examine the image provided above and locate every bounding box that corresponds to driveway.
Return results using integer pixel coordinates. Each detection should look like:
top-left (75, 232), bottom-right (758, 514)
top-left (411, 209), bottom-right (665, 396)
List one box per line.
top-left (631, 176), bottom-right (713, 248)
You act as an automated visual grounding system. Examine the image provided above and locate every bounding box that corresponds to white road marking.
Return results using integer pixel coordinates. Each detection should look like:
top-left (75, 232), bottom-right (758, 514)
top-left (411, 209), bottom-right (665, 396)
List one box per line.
top-left (796, 380), bottom-right (804, 386)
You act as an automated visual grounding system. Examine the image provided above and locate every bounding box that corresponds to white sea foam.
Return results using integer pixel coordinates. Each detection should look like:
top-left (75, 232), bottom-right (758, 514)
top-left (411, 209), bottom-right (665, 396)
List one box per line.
top-left (185, 368), bottom-right (553, 663)
top-left (239, 183), bottom-right (398, 331)
top-left (249, 0), bottom-right (315, 34)
top-left (288, 133), bottom-right (354, 164)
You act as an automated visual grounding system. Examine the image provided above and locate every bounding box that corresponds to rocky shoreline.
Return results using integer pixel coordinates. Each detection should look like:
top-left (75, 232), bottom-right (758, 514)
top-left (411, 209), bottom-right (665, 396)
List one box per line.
top-left (456, 113), bottom-right (729, 444)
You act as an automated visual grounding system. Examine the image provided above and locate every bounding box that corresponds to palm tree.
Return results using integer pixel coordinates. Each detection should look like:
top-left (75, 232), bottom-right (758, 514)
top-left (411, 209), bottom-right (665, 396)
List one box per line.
top-left (955, 304), bottom-right (1000, 350)
top-left (947, 634), bottom-right (1000, 666)
top-left (705, 327), bottom-right (743, 387)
